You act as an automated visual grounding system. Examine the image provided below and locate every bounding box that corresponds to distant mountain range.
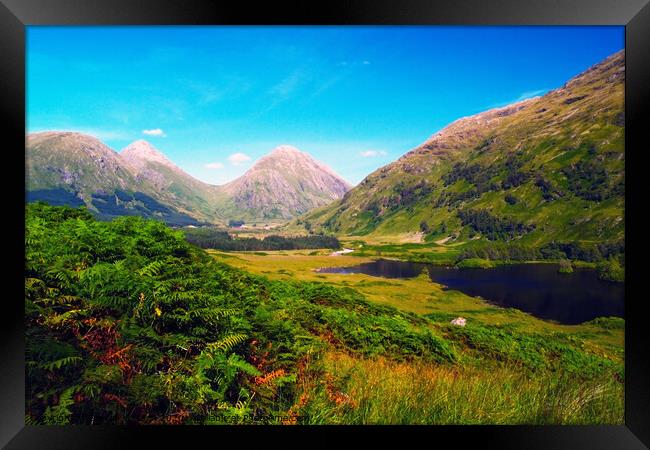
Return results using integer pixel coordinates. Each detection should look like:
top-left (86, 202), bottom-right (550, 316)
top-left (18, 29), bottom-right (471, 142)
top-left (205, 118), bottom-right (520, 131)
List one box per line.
top-left (26, 136), bottom-right (351, 225)
top-left (26, 50), bottom-right (624, 243)
top-left (299, 50), bottom-right (624, 246)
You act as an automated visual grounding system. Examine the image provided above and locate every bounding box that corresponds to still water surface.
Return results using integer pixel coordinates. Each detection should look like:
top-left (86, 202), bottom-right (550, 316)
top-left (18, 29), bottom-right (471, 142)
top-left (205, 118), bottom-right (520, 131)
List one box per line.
top-left (316, 260), bottom-right (624, 324)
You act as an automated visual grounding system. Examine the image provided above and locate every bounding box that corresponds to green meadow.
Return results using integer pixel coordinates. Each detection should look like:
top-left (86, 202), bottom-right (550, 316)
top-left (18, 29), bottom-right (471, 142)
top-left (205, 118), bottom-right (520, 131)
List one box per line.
top-left (25, 203), bottom-right (623, 425)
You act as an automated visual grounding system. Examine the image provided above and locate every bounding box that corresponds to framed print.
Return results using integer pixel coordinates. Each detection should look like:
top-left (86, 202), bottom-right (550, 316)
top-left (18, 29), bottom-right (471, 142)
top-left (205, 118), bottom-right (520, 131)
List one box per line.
top-left (2, 0), bottom-right (649, 448)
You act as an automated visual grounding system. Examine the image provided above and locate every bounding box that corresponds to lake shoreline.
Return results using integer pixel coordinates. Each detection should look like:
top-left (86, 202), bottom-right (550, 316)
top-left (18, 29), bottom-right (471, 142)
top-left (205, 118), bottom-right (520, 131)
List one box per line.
top-left (316, 259), bottom-right (624, 325)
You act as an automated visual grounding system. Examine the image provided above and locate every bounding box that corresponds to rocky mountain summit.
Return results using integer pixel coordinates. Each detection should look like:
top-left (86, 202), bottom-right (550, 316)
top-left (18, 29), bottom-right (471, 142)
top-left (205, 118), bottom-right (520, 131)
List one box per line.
top-left (221, 145), bottom-right (351, 220)
top-left (120, 140), bottom-right (180, 171)
top-left (26, 136), bottom-right (351, 224)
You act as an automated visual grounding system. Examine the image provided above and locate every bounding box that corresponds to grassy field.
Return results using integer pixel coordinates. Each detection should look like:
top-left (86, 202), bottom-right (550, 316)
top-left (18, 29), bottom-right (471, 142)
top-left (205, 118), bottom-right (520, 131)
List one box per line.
top-left (210, 249), bottom-right (617, 333)
top-left (299, 350), bottom-right (623, 424)
top-left (207, 247), bottom-right (624, 424)
top-left (208, 248), bottom-right (622, 360)
top-left (25, 204), bottom-right (624, 425)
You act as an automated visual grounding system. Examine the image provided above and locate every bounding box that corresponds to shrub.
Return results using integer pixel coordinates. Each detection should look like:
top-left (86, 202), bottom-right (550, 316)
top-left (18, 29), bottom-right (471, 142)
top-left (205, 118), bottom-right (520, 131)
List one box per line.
top-left (457, 209), bottom-right (535, 241)
top-left (597, 258), bottom-right (625, 282)
top-left (504, 194), bottom-right (518, 205)
top-left (456, 258), bottom-right (495, 269)
top-left (558, 259), bottom-right (573, 274)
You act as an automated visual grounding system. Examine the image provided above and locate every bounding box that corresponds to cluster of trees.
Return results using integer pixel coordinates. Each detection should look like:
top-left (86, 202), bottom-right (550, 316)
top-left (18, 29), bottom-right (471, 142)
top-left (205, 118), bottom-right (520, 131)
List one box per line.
top-left (434, 189), bottom-right (481, 208)
top-left (420, 221), bottom-right (447, 236)
top-left (457, 244), bottom-right (542, 262)
top-left (561, 161), bottom-right (610, 202)
top-left (456, 239), bottom-right (625, 278)
top-left (504, 194), bottom-right (519, 205)
top-left (183, 227), bottom-right (340, 251)
top-left (457, 209), bottom-right (535, 241)
top-left (535, 176), bottom-right (565, 201)
top-left (323, 212), bottom-right (344, 233)
top-left (25, 203), bottom-right (455, 425)
top-left (539, 240), bottom-right (625, 263)
top-left (442, 162), bottom-right (500, 194)
top-left (385, 180), bottom-right (433, 211)
top-left (501, 170), bottom-right (531, 190)
top-left (435, 144), bottom-right (623, 210)
top-left (500, 152), bottom-right (532, 189)
top-left (436, 154), bottom-right (534, 208)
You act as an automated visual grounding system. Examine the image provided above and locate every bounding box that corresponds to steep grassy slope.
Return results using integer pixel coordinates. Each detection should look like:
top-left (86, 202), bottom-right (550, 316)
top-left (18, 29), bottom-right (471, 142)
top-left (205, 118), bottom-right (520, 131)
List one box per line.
top-left (300, 51), bottom-right (624, 249)
top-left (26, 132), bottom-right (205, 226)
top-left (26, 132), bottom-right (139, 198)
top-left (120, 140), bottom-right (223, 223)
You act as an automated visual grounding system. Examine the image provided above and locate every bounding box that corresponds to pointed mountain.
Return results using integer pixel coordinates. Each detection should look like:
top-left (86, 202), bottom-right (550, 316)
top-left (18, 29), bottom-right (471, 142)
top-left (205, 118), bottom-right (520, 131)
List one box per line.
top-left (26, 132), bottom-right (205, 225)
top-left (220, 145), bottom-right (352, 220)
top-left (118, 140), bottom-right (221, 222)
top-left (26, 131), bottom-right (139, 202)
top-left (120, 139), bottom-right (179, 171)
top-left (301, 50), bottom-right (625, 245)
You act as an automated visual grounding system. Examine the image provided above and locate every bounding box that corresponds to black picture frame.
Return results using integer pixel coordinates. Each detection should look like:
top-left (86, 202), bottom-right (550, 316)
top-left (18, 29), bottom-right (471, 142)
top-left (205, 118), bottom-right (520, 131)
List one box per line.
top-left (3, 0), bottom-right (649, 448)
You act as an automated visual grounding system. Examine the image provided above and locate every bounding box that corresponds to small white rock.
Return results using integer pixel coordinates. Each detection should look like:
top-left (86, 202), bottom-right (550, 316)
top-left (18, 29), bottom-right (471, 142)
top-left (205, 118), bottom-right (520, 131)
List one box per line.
top-left (451, 317), bottom-right (467, 327)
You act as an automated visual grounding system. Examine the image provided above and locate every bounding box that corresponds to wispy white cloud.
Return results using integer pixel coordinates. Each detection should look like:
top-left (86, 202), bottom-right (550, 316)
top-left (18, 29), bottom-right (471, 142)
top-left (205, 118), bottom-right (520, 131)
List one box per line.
top-left (183, 77), bottom-right (252, 106)
top-left (270, 69), bottom-right (306, 98)
top-left (258, 68), bottom-right (310, 115)
top-left (142, 128), bottom-right (166, 137)
top-left (513, 89), bottom-right (548, 102)
top-left (487, 89), bottom-right (549, 110)
top-left (227, 152), bottom-right (251, 166)
top-left (360, 150), bottom-right (387, 158)
top-left (337, 60), bottom-right (371, 67)
top-left (204, 162), bottom-right (224, 169)
top-left (307, 74), bottom-right (345, 101)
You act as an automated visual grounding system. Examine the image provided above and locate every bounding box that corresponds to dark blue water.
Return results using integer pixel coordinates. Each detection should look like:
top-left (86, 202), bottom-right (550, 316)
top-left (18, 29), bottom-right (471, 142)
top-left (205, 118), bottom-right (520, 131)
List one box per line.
top-left (316, 260), bottom-right (624, 325)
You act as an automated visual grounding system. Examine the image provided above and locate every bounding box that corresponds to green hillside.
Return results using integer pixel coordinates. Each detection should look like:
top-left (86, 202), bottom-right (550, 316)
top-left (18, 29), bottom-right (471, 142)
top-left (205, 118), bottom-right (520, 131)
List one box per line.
top-left (299, 51), bottom-right (624, 252)
top-left (25, 203), bottom-right (623, 425)
top-left (26, 133), bottom-right (210, 226)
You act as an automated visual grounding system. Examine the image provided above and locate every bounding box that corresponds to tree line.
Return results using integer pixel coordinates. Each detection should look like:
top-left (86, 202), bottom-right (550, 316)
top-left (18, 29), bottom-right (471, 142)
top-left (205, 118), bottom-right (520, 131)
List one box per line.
top-left (183, 227), bottom-right (340, 251)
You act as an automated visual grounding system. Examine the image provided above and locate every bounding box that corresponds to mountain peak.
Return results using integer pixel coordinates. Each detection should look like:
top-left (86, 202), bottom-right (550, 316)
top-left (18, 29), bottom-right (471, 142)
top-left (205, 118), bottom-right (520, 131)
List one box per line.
top-left (270, 144), bottom-right (302, 155)
top-left (121, 140), bottom-right (176, 169)
top-left (222, 145), bottom-right (351, 220)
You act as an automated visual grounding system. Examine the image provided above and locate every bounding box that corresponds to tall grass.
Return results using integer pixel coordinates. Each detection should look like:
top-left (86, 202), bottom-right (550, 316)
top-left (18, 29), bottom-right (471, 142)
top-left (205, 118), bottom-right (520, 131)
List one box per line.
top-left (299, 352), bottom-right (623, 425)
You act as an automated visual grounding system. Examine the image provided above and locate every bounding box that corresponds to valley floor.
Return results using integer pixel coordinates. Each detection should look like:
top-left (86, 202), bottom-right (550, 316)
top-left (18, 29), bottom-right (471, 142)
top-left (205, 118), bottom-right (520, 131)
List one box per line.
top-left (25, 203), bottom-right (623, 425)
top-left (207, 246), bottom-right (624, 424)
top-left (207, 248), bottom-right (622, 346)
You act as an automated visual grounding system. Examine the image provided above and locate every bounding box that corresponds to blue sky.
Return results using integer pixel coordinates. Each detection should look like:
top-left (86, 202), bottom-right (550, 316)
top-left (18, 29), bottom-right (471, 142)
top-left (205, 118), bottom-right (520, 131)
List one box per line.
top-left (27, 26), bottom-right (623, 185)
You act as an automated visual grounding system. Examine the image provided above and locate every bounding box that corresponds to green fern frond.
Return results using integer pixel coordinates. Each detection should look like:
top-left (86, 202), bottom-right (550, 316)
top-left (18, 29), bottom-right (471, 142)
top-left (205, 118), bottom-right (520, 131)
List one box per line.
top-left (36, 295), bottom-right (83, 306)
top-left (138, 260), bottom-right (167, 277)
top-left (189, 307), bottom-right (239, 321)
top-left (226, 354), bottom-right (261, 377)
top-left (41, 356), bottom-right (82, 372)
top-left (42, 386), bottom-right (76, 425)
top-left (25, 277), bottom-right (45, 290)
top-left (204, 333), bottom-right (248, 355)
top-left (43, 309), bottom-right (87, 327)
